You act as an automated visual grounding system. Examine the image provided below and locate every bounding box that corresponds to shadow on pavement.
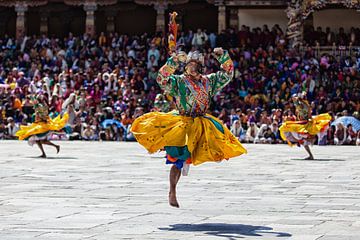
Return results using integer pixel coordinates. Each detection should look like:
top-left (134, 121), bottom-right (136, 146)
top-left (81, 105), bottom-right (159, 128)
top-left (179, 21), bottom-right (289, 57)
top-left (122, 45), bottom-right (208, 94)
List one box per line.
top-left (159, 223), bottom-right (291, 239)
top-left (291, 158), bottom-right (345, 161)
top-left (27, 156), bottom-right (78, 159)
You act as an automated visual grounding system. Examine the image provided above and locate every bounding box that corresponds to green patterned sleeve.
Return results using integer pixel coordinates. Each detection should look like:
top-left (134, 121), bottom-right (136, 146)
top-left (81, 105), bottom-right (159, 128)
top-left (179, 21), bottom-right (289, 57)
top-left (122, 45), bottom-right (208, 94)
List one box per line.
top-left (206, 50), bottom-right (234, 96)
top-left (156, 57), bottom-right (180, 96)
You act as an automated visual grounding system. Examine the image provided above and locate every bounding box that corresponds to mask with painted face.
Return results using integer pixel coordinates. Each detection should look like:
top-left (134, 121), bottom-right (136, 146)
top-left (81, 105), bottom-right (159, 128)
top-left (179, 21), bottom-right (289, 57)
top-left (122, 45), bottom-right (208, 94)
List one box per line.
top-left (185, 60), bottom-right (202, 77)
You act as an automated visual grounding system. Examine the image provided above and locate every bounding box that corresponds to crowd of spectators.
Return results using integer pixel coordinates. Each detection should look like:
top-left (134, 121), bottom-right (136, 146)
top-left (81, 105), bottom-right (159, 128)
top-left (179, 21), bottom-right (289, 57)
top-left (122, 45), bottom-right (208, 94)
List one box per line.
top-left (304, 26), bottom-right (360, 46)
top-left (0, 24), bottom-right (360, 145)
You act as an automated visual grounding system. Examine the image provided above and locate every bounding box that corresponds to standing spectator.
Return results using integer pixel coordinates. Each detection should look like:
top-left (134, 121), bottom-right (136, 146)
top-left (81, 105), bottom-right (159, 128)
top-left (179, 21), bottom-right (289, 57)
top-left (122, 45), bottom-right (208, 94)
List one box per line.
top-left (192, 28), bottom-right (208, 49)
top-left (98, 32), bottom-right (107, 46)
top-left (147, 44), bottom-right (160, 65)
top-left (209, 32), bottom-right (217, 49)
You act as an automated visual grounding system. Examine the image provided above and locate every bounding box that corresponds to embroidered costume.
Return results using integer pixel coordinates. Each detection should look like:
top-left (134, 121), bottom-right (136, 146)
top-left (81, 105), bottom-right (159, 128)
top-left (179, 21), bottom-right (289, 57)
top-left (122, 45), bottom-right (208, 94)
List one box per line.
top-left (279, 96), bottom-right (331, 146)
top-left (131, 50), bottom-right (247, 169)
top-left (153, 93), bottom-right (170, 112)
top-left (16, 101), bottom-right (69, 146)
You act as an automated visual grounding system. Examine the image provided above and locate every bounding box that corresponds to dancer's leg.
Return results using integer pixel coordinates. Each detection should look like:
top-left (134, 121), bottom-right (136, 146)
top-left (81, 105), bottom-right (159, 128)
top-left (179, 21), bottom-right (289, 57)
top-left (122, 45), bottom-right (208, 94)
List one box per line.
top-left (169, 165), bottom-right (181, 208)
top-left (304, 145), bottom-right (314, 160)
top-left (36, 141), bottom-right (46, 158)
top-left (42, 140), bottom-right (60, 153)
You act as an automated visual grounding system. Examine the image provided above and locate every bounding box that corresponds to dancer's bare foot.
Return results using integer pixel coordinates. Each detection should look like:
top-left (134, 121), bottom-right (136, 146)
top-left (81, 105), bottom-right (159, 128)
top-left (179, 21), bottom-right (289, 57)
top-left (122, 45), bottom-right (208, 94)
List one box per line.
top-left (56, 145), bottom-right (60, 154)
top-left (303, 145), bottom-right (314, 160)
top-left (39, 154), bottom-right (47, 158)
top-left (169, 192), bottom-right (180, 208)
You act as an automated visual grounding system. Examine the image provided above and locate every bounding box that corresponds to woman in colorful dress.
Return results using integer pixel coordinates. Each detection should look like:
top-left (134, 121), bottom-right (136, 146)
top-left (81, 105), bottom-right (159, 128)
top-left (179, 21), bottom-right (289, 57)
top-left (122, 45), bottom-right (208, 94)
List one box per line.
top-left (279, 92), bottom-right (331, 160)
top-left (131, 48), bottom-right (247, 208)
top-left (16, 94), bottom-right (69, 158)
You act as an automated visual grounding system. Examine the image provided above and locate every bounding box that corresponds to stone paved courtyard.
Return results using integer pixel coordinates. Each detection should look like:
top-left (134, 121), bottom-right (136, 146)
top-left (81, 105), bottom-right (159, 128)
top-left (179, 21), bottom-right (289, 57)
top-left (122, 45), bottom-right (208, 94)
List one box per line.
top-left (0, 141), bottom-right (359, 240)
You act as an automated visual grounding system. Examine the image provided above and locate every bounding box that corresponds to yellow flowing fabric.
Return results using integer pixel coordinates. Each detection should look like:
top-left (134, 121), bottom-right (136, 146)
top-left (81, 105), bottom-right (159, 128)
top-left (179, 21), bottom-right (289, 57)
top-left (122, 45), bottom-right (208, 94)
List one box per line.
top-left (131, 112), bottom-right (247, 166)
top-left (16, 113), bottom-right (69, 140)
top-left (279, 113), bottom-right (331, 143)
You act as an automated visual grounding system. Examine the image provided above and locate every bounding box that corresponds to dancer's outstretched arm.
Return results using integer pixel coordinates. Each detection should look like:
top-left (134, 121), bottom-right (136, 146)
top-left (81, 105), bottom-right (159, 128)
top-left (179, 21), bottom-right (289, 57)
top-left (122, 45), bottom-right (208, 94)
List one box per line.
top-left (156, 55), bottom-right (182, 95)
top-left (207, 48), bottom-right (234, 96)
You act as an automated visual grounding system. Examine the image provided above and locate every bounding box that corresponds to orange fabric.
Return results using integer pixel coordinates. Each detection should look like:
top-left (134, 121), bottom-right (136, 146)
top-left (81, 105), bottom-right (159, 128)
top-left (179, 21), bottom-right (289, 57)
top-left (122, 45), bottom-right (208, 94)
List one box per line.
top-left (166, 154), bottom-right (192, 164)
top-left (167, 155), bottom-right (177, 162)
top-left (13, 98), bottom-right (22, 110)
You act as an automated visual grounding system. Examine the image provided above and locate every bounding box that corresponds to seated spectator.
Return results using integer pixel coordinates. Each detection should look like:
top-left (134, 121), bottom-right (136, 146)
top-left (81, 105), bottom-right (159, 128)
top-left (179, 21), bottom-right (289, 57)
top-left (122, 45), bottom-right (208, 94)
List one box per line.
top-left (229, 109), bottom-right (240, 126)
top-left (263, 127), bottom-right (276, 144)
top-left (259, 111), bottom-right (272, 125)
top-left (327, 125), bottom-right (336, 145)
top-left (0, 122), bottom-right (5, 139)
top-left (317, 130), bottom-right (328, 146)
top-left (254, 124), bottom-right (268, 144)
top-left (334, 123), bottom-right (347, 145)
top-left (345, 124), bottom-right (357, 145)
top-left (270, 122), bottom-right (282, 143)
top-left (230, 120), bottom-right (244, 140)
top-left (82, 123), bottom-right (96, 140)
top-left (5, 117), bottom-right (19, 139)
top-left (125, 124), bottom-right (136, 141)
top-left (245, 121), bottom-right (259, 143)
top-left (111, 123), bottom-right (123, 141)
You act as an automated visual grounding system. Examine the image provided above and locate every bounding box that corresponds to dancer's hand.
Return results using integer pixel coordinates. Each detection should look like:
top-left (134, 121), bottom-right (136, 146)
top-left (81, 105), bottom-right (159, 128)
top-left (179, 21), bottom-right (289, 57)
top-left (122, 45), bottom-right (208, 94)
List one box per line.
top-left (213, 47), bottom-right (224, 57)
top-left (171, 52), bottom-right (185, 64)
top-left (177, 51), bottom-right (187, 63)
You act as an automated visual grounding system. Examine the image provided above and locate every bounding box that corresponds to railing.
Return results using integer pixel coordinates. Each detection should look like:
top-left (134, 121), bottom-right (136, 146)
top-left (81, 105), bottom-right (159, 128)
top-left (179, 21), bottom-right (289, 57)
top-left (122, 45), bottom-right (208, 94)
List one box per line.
top-left (299, 45), bottom-right (360, 57)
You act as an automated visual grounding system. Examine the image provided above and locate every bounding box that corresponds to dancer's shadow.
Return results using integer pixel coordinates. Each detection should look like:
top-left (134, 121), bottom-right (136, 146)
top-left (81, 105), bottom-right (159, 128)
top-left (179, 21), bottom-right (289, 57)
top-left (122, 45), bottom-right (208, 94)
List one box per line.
top-left (159, 223), bottom-right (291, 239)
top-left (291, 158), bottom-right (345, 162)
top-left (27, 156), bottom-right (78, 160)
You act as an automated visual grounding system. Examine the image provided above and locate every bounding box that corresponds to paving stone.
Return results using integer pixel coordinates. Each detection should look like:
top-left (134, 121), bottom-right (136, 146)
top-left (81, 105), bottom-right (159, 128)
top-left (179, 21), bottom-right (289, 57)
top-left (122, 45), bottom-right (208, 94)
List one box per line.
top-left (0, 141), bottom-right (359, 239)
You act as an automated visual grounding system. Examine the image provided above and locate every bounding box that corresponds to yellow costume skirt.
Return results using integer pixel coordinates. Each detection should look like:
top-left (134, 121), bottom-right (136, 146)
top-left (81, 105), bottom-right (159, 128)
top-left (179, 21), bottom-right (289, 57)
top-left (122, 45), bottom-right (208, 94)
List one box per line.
top-left (279, 113), bottom-right (331, 146)
top-left (130, 112), bottom-right (247, 168)
top-left (16, 113), bottom-right (69, 144)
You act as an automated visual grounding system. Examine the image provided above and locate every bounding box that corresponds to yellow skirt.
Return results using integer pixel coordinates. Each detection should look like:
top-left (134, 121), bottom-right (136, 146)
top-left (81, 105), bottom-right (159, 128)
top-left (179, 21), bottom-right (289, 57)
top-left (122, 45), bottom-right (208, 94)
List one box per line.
top-left (16, 113), bottom-right (69, 141)
top-left (279, 113), bottom-right (331, 145)
top-left (130, 112), bottom-right (247, 166)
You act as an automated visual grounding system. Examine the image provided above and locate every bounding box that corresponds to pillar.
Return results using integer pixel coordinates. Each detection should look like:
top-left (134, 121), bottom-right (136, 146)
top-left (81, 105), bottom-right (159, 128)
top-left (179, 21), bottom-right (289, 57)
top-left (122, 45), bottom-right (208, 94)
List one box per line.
top-left (40, 12), bottom-right (49, 35)
top-left (229, 9), bottom-right (239, 30)
top-left (15, 4), bottom-right (28, 39)
top-left (105, 10), bottom-right (117, 33)
top-left (154, 2), bottom-right (167, 33)
top-left (84, 2), bottom-right (97, 36)
top-left (218, 3), bottom-right (226, 33)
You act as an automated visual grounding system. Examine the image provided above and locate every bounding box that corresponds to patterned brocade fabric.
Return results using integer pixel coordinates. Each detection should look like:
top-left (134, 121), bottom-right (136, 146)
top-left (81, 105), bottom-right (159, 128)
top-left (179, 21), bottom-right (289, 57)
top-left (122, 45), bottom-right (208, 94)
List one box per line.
top-left (156, 51), bottom-right (234, 116)
top-left (34, 103), bottom-right (49, 123)
top-left (294, 99), bottom-right (311, 121)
